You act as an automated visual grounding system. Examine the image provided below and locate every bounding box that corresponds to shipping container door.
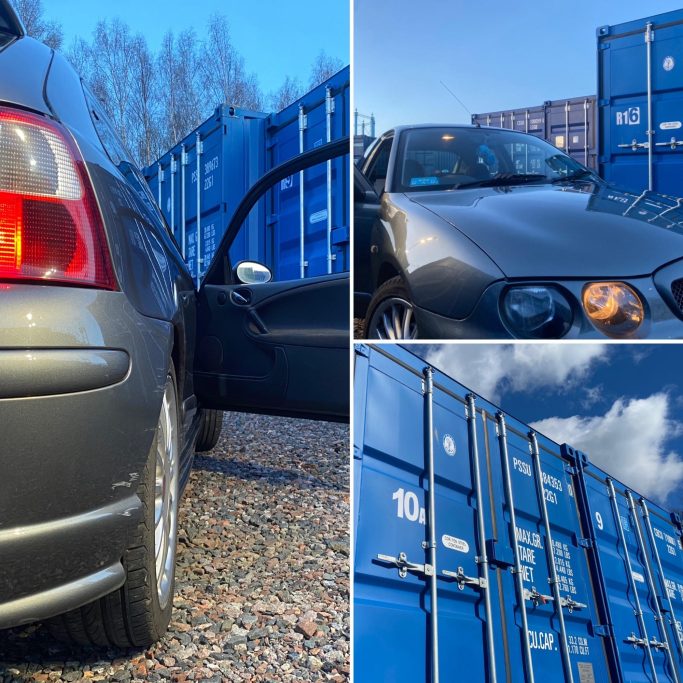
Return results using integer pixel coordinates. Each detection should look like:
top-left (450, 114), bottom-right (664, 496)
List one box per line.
top-left (546, 98), bottom-right (596, 170)
top-left (354, 347), bottom-right (496, 682)
top-left (482, 415), bottom-right (612, 683)
top-left (578, 466), bottom-right (682, 682)
top-left (598, 11), bottom-right (683, 196)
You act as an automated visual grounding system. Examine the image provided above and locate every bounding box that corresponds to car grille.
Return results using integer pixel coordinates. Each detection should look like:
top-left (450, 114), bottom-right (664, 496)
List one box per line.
top-left (672, 279), bottom-right (683, 313)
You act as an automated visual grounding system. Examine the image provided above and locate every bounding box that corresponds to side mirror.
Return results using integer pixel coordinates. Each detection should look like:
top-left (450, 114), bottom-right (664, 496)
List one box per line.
top-left (356, 187), bottom-right (380, 204)
top-left (234, 261), bottom-right (272, 285)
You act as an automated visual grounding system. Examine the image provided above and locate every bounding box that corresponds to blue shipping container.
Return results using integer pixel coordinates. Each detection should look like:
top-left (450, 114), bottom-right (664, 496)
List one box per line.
top-left (566, 449), bottom-right (683, 682)
top-left (143, 68), bottom-right (350, 282)
top-left (354, 344), bottom-right (683, 682)
top-left (598, 9), bottom-right (683, 197)
top-left (472, 96), bottom-right (598, 170)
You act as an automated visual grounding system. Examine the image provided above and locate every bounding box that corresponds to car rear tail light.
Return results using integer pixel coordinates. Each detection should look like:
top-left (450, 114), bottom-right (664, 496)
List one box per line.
top-left (0, 106), bottom-right (117, 289)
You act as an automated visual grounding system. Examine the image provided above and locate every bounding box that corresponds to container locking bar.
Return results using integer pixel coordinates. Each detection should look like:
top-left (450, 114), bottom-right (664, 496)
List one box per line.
top-left (442, 567), bottom-right (487, 591)
top-left (639, 498), bottom-right (683, 659)
top-left (645, 22), bottom-right (654, 191)
top-left (528, 431), bottom-right (574, 683)
top-left (496, 412), bottom-right (535, 683)
top-left (195, 133), bottom-right (203, 286)
top-left (325, 87), bottom-right (334, 275)
top-left (376, 552), bottom-right (433, 579)
top-left (466, 394), bottom-right (497, 683)
top-left (627, 490), bottom-right (681, 683)
top-left (423, 367), bottom-right (440, 683)
top-left (607, 480), bottom-right (659, 682)
top-left (298, 105), bottom-right (307, 279)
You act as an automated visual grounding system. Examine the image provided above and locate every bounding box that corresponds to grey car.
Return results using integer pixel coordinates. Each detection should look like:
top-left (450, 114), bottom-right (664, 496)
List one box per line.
top-left (355, 124), bottom-right (683, 339)
top-left (0, 3), bottom-right (348, 647)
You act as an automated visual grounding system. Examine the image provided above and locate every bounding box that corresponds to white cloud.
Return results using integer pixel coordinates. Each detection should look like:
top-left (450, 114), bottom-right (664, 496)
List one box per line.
top-left (424, 344), bottom-right (609, 402)
top-left (531, 393), bottom-right (683, 504)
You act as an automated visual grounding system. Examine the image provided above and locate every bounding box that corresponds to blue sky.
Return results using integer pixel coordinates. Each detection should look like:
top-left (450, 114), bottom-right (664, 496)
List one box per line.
top-left (354, 0), bottom-right (683, 134)
top-left (410, 343), bottom-right (683, 508)
top-left (42, 0), bottom-right (349, 94)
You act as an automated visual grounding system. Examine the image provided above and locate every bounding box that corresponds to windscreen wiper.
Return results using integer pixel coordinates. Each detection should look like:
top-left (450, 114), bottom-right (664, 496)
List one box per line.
top-left (455, 173), bottom-right (547, 189)
top-left (550, 169), bottom-right (595, 183)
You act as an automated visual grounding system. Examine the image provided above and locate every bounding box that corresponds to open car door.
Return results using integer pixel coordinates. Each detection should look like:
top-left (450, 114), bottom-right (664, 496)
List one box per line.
top-left (194, 138), bottom-right (349, 422)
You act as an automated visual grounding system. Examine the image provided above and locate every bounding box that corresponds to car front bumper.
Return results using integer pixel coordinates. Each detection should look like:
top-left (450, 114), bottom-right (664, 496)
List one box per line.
top-left (414, 273), bottom-right (683, 339)
top-left (0, 285), bottom-right (172, 628)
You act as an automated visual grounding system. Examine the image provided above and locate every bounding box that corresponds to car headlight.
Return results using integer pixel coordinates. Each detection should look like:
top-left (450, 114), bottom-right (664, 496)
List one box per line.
top-left (501, 286), bottom-right (573, 338)
top-left (582, 282), bottom-right (644, 337)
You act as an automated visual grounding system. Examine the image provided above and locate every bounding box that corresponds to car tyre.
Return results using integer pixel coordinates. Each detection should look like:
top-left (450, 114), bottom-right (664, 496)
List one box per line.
top-left (48, 366), bottom-right (180, 647)
top-left (364, 276), bottom-right (419, 340)
top-left (195, 408), bottom-right (223, 452)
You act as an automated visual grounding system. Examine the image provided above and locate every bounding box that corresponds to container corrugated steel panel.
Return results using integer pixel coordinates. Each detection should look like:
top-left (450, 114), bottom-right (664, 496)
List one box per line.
top-left (597, 9), bottom-right (683, 197)
top-left (354, 344), bottom-right (614, 683)
top-left (472, 97), bottom-right (598, 170)
top-left (266, 68), bottom-right (350, 279)
top-left (143, 68), bottom-right (349, 282)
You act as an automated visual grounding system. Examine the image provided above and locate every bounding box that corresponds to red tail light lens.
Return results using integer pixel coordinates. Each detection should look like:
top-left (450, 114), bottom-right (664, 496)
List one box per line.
top-left (0, 106), bottom-right (117, 289)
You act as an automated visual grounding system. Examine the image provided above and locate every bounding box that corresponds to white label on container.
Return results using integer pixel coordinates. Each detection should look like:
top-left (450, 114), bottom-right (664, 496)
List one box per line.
top-left (309, 209), bottom-right (328, 224)
top-left (632, 571), bottom-right (645, 583)
top-left (442, 535), bottom-right (469, 553)
top-left (442, 434), bottom-right (456, 456)
top-left (577, 662), bottom-right (596, 683)
top-left (660, 121), bottom-right (682, 130)
top-left (663, 56), bottom-right (675, 72)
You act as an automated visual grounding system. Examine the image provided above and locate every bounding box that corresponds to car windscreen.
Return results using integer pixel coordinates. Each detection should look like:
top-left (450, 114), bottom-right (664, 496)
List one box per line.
top-left (393, 127), bottom-right (590, 192)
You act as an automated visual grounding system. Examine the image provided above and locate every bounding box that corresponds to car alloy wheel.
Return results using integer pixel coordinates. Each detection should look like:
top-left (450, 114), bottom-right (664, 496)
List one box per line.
top-left (369, 296), bottom-right (418, 340)
top-left (155, 375), bottom-right (179, 610)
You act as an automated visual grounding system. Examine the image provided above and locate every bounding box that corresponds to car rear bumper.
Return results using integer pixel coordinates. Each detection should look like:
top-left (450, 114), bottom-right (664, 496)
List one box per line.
top-left (0, 284), bottom-right (172, 628)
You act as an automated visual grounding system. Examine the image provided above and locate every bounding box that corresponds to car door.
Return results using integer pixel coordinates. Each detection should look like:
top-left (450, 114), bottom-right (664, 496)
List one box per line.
top-left (194, 138), bottom-right (349, 423)
top-left (353, 166), bottom-right (380, 317)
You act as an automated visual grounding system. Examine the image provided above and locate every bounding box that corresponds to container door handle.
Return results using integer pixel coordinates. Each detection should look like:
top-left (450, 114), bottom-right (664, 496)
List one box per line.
top-left (442, 566), bottom-right (487, 591)
top-left (376, 552), bottom-right (433, 579)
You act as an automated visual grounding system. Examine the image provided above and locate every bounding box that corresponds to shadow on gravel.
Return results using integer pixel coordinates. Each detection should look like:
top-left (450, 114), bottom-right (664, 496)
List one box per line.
top-left (0, 624), bottom-right (144, 678)
top-left (192, 454), bottom-right (341, 491)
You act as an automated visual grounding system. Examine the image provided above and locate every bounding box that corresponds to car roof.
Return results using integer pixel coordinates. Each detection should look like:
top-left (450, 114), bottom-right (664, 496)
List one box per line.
top-left (0, 35), bottom-right (53, 115)
top-left (0, 0), bottom-right (25, 36)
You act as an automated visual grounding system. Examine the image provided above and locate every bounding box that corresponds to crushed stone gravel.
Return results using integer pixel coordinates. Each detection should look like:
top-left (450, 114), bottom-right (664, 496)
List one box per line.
top-left (0, 412), bottom-right (349, 683)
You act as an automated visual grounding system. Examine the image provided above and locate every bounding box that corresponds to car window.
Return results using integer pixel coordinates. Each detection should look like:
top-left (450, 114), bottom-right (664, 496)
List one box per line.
top-left (393, 127), bottom-right (587, 192)
top-left (364, 138), bottom-right (392, 195)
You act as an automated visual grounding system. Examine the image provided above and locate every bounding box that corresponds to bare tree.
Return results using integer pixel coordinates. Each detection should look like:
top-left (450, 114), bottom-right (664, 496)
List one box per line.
top-left (308, 50), bottom-right (344, 89)
top-left (158, 28), bottom-right (205, 151)
top-left (129, 35), bottom-right (162, 166)
top-left (269, 75), bottom-right (304, 112)
top-left (11, 0), bottom-right (63, 49)
top-left (199, 14), bottom-right (262, 111)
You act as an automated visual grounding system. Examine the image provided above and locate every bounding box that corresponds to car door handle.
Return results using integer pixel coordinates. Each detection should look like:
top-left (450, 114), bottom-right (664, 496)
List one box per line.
top-left (231, 289), bottom-right (252, 305)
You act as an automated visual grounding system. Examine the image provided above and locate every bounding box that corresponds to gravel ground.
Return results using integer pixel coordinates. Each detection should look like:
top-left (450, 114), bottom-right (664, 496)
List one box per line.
top-left (0, 413), bottom-right (349, 683)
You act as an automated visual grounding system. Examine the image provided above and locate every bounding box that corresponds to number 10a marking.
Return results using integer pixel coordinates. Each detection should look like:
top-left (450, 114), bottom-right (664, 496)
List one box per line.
top-left (392, 488), bottom-right (426, 525)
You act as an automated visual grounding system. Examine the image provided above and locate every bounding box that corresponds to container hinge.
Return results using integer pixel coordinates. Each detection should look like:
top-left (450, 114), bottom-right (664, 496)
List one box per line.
top-left (564, 464), bottom-right (577, 476)
top-left (299, 111), bottom-right (308, 131)
top-left (618, 139), bottom-right (649, 151)
top-left (594, 624), bottom-right (613, 638)
top-left (376, 552), bottom-right (433, 579)
top-left (577, 538), bottom-right (593, 549)
top-left (170, 157), bottom-right (177, 173)
top-left (655, 137), bottom-right (683, 149)
top-left (196, 137), bottom-right (203, 155)
top-left (625, 633), bottom-right (648, 648)
top-left (181, 149), bottom-right (188, 165)
top-left (442, 567), bottom-right (487, 591)
top-left (355, 344), bottom-right (370, 358)
top-left (326, 92), bottom-right (335, 115)
top-left (159, 168), bottom-right (165, 182)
